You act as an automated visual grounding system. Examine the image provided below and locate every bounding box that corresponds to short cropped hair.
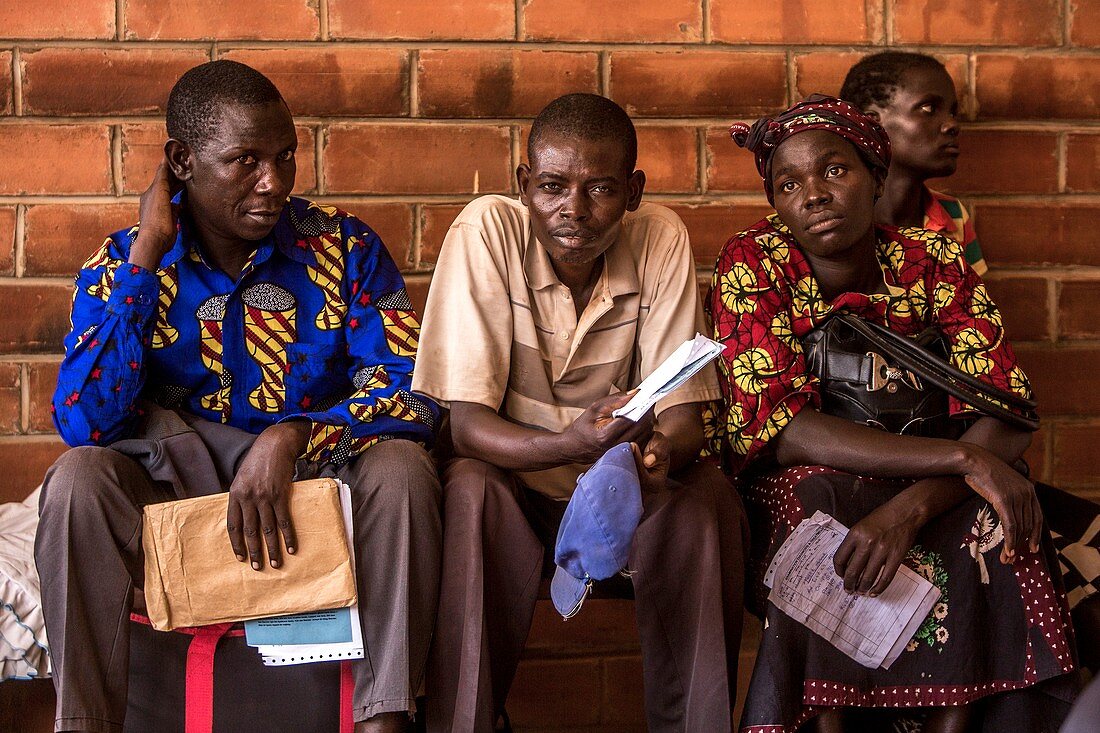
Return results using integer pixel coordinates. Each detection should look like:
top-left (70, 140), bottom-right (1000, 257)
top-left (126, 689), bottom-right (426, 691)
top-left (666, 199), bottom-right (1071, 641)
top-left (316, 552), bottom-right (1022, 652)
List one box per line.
top-left (166, 60), bottom-right (285, 150)
top-left (527, 93), bottom-right (638, 172)
top-left (839, 51), bottom-right (947, 111)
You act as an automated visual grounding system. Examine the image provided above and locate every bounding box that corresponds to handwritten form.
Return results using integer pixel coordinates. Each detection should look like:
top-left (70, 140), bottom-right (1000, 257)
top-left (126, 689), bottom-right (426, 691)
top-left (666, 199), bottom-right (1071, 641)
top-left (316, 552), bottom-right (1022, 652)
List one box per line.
top-left (765, 511), bottom-right (940, 669)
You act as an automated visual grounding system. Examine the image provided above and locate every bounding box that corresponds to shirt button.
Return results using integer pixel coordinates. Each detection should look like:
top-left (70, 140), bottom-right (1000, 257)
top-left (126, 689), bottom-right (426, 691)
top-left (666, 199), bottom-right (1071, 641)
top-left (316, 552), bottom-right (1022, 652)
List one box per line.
top-left (137, 293), bottom-right (152, 306)
top-left (561, 288), bottom-right (571, 300)
top-left (560, 331), bottom-right (570, 341)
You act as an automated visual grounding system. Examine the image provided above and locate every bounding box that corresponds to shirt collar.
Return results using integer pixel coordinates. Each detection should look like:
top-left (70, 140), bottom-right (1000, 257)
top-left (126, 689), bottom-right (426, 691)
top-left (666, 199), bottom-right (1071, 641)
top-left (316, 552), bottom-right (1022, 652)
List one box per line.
top-left (921, 186), bottom-right (958, 236)
top-left (522, 220), bottom-right (640, 297)
top-left (155, 193), bottom-right (316, 271)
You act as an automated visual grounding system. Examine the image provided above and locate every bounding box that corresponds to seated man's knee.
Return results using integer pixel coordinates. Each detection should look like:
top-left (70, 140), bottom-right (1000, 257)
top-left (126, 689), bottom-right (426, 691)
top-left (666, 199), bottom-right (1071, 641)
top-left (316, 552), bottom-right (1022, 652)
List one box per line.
top-left (40, 445), bottom-right (136, 511)
top-left (345, 438), bottom-right (441, 514)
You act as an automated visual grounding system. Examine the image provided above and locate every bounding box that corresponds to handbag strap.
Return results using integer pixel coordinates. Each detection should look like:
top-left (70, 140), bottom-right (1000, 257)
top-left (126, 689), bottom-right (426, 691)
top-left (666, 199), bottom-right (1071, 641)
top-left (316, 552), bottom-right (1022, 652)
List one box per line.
top-left (832, 314), bottom-right (1040, 432)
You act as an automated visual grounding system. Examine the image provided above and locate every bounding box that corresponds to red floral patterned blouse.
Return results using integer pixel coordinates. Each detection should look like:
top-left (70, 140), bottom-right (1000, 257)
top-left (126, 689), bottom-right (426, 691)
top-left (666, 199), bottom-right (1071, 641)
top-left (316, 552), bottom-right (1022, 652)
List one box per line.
top-left (706, 214), bottom-right (1033, 473)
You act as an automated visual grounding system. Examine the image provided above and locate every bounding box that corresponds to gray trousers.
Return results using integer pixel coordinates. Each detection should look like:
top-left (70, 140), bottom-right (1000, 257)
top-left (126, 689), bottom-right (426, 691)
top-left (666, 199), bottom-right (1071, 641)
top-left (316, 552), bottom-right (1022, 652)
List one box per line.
top-left (425, 458), bottom-right (749, 733)
top-left (35, 438), bottom-right (441, 733)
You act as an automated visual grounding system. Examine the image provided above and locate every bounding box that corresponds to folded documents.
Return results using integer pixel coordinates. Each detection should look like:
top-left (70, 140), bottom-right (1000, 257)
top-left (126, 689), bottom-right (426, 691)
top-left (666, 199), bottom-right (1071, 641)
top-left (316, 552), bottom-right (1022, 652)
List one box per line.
top-left (142, 478), bottom-right (357, 631)
top-left (765, 511), bottom-right (940, 669)
top-left (612, 333), bottom-right (724, 422)
top-left (245, 480), bottom-right (365, 666)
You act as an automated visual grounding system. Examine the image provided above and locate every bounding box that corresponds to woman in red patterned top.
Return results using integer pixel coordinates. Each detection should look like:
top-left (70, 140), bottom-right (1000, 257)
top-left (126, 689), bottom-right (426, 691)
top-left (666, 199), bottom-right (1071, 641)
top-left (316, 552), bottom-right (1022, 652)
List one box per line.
top-left (708, 96), bottom-right (1077, 733)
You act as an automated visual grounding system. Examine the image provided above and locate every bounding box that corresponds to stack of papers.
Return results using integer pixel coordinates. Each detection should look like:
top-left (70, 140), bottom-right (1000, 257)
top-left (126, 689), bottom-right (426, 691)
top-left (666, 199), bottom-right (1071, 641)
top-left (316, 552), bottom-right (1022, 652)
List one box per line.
top-left (246, 481), bottom-right (364, 666)
top-left (612, 334), bottom-right (724, 422)
top-left (142, 478), bottom-right (357, 631)
top-left (765, 511), bottom-right (940, 669)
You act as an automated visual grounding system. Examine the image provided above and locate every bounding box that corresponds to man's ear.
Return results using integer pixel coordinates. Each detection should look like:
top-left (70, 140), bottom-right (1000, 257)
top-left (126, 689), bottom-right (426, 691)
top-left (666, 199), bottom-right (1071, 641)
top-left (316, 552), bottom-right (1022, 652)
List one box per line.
top-left (165, 139), bottom-right (193, 182)
top-left (626, 169), bottom-right (646, 212)
top-left (516, 163), bottom-right (532, 206)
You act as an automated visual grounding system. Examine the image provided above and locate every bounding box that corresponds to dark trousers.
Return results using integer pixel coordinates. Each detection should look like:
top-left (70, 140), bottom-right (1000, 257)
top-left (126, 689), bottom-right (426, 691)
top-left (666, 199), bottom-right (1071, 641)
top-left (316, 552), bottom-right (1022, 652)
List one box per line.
top-left (35, 439), bottom-right (442, 733)
top-left (425, 458), bottom-right (749, 733)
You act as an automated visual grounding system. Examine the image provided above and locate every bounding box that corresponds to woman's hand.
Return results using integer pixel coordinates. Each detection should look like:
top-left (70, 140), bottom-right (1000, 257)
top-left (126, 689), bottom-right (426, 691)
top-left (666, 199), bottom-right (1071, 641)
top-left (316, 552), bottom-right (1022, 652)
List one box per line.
top-left (959, 445), bottom-right (1042, 563)
top-left (833, 499), bottom-right (920, 595)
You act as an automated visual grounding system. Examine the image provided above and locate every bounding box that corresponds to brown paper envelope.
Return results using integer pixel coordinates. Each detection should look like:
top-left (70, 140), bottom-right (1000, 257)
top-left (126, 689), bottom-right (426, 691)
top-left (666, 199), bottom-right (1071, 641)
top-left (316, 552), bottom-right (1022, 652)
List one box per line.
top-left (142, 478), bottom-right (357, 631)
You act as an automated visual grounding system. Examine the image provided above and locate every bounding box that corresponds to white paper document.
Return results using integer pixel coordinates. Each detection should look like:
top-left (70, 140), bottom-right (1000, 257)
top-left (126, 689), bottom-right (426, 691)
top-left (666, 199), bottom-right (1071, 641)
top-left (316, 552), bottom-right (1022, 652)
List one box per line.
top-left (246, 480), bottom-right (365, 666)
top-left (612, 334), bottom-right (724, 422)
top-left (765, 511), bottom-right (940, 670)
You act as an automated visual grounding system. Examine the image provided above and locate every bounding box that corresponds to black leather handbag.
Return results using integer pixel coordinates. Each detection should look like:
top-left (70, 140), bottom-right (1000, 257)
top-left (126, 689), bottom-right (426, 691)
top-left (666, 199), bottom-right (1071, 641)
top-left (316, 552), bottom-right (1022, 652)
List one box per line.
top-left (802, 313), bottom-right (1039, 437)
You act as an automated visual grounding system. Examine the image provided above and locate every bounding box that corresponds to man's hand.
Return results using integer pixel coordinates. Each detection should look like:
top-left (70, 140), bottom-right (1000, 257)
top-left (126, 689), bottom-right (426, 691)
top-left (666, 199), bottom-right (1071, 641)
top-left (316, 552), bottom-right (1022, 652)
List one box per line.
top-left (833, 499), bottom-right (920, 596)
top-left (631, 431), bottom-right (670, 494)
top-left (558, 392), bottom-right (655, 465)
top-left (128, 160), bottom-right (182, 272)
top-left (226, 421), bottom-right (310, 570)
top-left (959, 446), bottom-right (1043, 564)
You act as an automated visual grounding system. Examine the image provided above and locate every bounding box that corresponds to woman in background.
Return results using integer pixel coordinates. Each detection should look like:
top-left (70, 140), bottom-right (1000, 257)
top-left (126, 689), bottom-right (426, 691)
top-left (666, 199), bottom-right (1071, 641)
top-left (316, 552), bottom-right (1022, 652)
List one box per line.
top-left (842, 50), bottom-right (1100, 673)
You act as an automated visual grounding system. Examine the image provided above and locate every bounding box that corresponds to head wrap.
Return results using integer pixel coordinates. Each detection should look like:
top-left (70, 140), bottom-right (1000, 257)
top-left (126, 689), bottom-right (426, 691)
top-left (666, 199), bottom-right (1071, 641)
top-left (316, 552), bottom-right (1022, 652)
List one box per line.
top-left (730, 94), bottom-right (891, 204)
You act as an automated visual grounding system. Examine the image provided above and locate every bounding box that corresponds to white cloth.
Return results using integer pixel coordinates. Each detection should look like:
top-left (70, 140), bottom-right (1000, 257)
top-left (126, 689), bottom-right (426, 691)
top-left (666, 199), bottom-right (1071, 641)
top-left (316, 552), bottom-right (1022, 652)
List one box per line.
top-left (0, 487), bottom-right (49, 679)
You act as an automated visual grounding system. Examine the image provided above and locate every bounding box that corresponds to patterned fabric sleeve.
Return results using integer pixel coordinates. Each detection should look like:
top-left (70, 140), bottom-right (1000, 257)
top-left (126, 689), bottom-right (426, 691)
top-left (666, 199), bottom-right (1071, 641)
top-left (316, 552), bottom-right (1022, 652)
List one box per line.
top-left (279, 216), bottom-right (439, 466)
top-left (707, 230), bottom-right (820, 470)
top-left (909, 228), bottom-right (1034, 418)
top-left (52, 233), bottom-right (160, 446)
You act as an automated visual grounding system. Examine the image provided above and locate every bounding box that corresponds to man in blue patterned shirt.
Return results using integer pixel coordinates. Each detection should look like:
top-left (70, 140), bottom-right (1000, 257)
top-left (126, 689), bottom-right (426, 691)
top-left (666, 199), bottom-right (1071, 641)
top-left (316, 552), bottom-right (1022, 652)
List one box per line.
top-left (36, 61), bottom-right (441, 733)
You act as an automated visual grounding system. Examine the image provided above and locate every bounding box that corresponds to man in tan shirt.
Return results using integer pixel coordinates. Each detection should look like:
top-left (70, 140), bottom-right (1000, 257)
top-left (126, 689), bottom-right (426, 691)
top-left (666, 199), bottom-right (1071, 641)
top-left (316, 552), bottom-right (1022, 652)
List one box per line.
top-left (413, 94), bottom-right (747, 732)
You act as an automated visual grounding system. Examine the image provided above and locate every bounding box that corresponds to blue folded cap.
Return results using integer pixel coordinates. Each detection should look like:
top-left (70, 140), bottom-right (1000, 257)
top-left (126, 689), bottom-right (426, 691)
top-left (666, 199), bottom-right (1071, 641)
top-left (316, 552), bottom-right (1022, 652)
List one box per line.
top-left (551, 443), bottom-right (643, 619)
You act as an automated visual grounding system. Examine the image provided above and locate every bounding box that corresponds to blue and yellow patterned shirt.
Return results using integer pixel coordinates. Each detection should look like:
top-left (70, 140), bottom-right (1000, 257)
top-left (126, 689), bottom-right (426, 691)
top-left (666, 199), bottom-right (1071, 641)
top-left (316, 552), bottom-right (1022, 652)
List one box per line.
top-left (53, 195), bottom-right (438, 465)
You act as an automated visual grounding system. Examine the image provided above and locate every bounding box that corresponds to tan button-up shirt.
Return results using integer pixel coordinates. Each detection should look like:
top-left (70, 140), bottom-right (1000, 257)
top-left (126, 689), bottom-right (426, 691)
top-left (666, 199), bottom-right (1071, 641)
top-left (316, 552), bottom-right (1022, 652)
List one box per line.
top-left (413, 195), bottom-right (720, 498)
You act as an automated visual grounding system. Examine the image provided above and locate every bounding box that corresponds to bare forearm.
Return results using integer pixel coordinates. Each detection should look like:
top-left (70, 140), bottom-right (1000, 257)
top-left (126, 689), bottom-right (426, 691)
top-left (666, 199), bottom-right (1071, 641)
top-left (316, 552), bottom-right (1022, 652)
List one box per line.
top-left (450, 405), bottom-right (575, 471)
top-left (774, 409), bottom-right (970, 477)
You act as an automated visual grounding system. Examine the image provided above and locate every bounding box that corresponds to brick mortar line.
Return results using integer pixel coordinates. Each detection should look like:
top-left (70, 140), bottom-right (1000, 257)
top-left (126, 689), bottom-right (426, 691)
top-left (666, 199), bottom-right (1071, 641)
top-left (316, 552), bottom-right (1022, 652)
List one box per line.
top-left (12, 204), bottom-right (24, 278)
top-left (0, 354), bottom-right (60, 363)
top-left (785, 49), bottom-right (796, 106)
top-left (1048, 277), bottom-right (1060, 344)
top-left (3, 191), bottom-right (1100, 205)
top-left (410, 202), bottom-right (423, 268)
top-left (5, 39), bottom-right (1100, 55)
top-left (319, 0), bottom-right (330, 42)
top-left (3, 117), bottom-right (1099, 131)
top-left (0, 276), bottom-right (75, 286)
top-left (110, 125), bottom-right (123, 196)
top-left (701, 0), bottom-right (711, 44)
top-left (514, 0), bottom-right (524, 42)
top-left (967, 52), bottom-right (977, 118)
top-left (314, 124), bottom-right (326, 195)
top-left (409, 49), bottom-right (420, 117)
top-left (2, 192), bottom-right (1100, 208)
top-left (598, 50), bottom-right (610, 97)
top-left (19, 363), bottom-right (28, 433)
top-left (1014, 340), bottom-right (1100, 349)
top-left (115, 0), bottom-right (125, 42)
top-left (695, 128), bottom-right (707, 194)
top-left (0, 434), bottom-right (63, 443)
top-left (986, 267), bottom-right (1100, 279)
top-left (1063, 0), bottom-right (1073, 47)
top-left (10, 48), bottom-right (21, 116)
top-left (1057, 132), bottom-right (1068, 192)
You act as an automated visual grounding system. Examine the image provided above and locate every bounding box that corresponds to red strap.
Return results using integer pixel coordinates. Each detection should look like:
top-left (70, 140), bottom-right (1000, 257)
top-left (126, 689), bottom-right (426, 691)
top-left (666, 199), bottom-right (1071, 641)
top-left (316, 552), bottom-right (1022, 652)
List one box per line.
top-left (339, 661), bottom-right (354, 733)
top-left (183, 623), bottom-right (234, 733)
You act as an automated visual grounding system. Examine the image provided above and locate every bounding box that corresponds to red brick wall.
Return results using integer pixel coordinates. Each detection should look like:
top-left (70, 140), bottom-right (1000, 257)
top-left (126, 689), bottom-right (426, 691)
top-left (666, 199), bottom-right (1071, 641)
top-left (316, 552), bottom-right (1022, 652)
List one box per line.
top-left (1, 1), bottom-right (1099, 505)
